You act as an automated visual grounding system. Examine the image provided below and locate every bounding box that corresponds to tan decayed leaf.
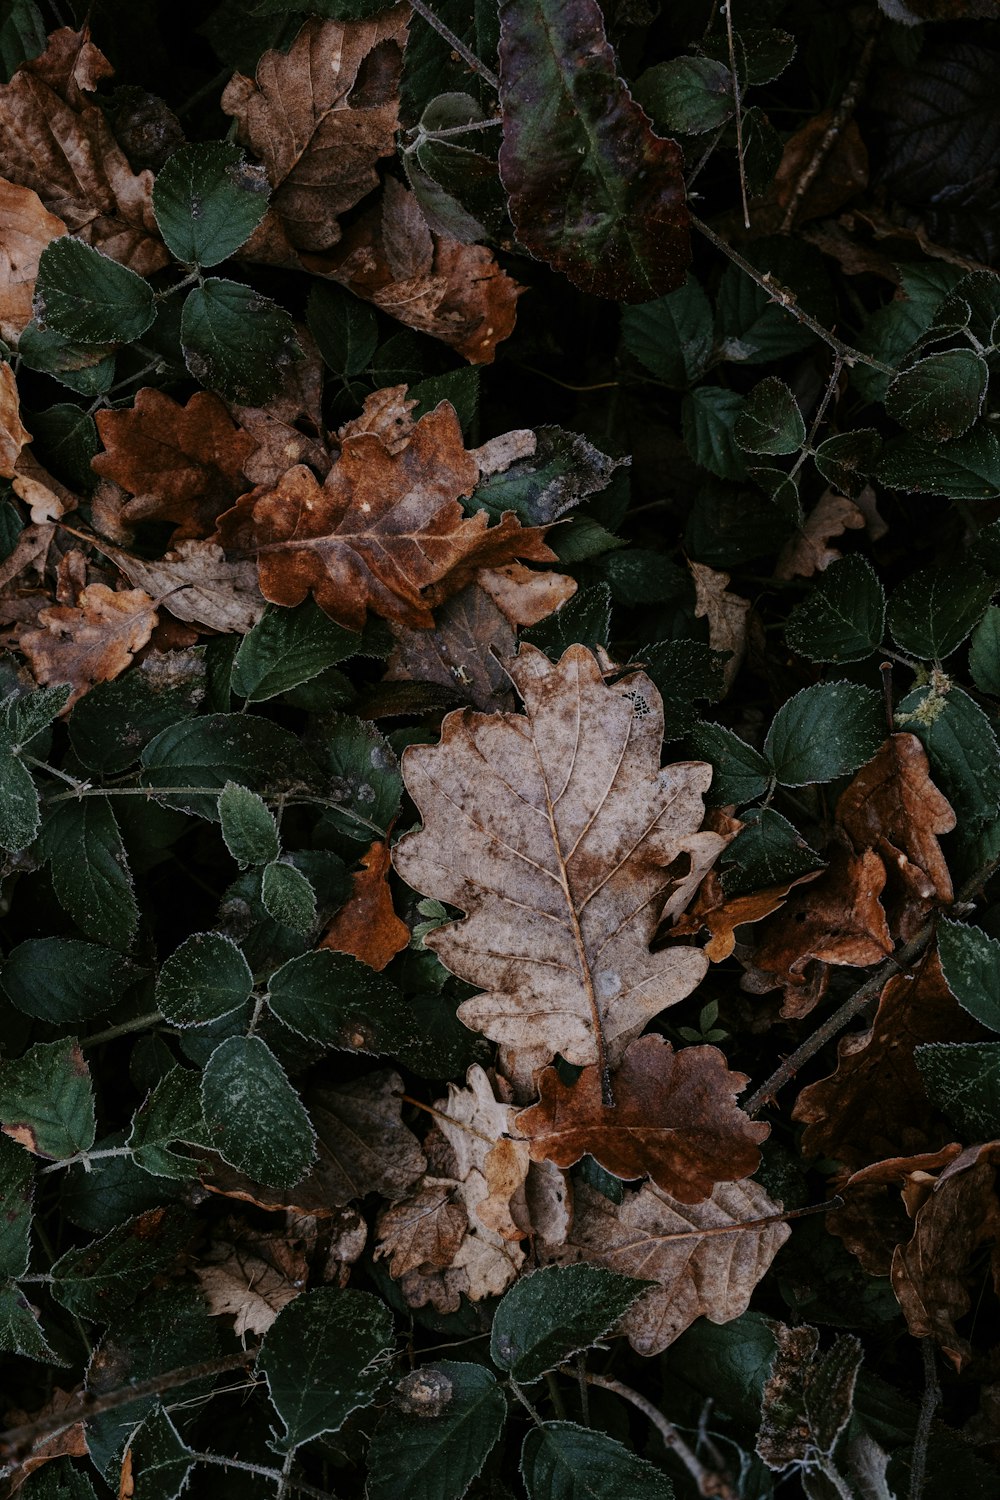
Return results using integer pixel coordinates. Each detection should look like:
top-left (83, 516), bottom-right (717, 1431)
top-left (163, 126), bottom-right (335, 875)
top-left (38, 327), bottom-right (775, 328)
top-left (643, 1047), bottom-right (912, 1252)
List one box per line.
top-left (393, 644), bottom-right (726, 1081)
top-left (515, 1034), bottom-right (768, 1203)
top-left (375, 1178), bottom-right (469, 1282)
top-left (306, 1070), bottom-right (426, 1206)
top-left (18, 584), bottom-right (157, 707)
top-left (0, 29), bottom-right (166, 275)
top-left (0, 362), bottom-right (31, 479)
top-left (554, 1178), bottom-right (791, 1354)
top-left (230, 328), bottom-right (329, 487)
top-left (773, 489), bottom-right (865, 580)
top-left (477, 563), bottom-right (577, 627)
top-left (0, 176), bottom-right (67, 343)
top-left (217, 398), bottom-right (555, 631)
top-left (690, 561), bottom-right (749, 693)
top-left (106, 539), bottom-right (265, 634)
top-left (195, 1236), bottom-right (306, 1337)
top-left (831, 1143), bottom-right (963, 1275)
top-left (319, 838), bottom-right (410, 971)
top-left (221, 10), bottom-right (407, 254)
top-left (10, 450), bottom-right (77, 525)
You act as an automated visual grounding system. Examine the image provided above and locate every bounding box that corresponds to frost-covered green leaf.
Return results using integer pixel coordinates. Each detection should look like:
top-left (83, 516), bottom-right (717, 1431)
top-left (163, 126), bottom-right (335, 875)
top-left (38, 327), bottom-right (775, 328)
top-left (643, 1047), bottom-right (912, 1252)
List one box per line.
top-left (156, 931), bottom-right (253, 1027)
top-left (128, 1068), bottom-right (207, 1179)
top-left (521, 1423), bottom-right (674, 1500)
top-left (916, 1042), bottom-right (1000, 1140)
top-left (50, 1206), bottom-right (190, 1322)
top-left (68, 658), bottom-right (205, 774)
top-left (0, 1280), bottom-right (62, 1363)
top-left (267, 948), bottom-right (413, 1054)
top-left (232, 601), bottom-right (362, 702)
top-left (316, 716), bottom-right (402, 851)
top-left (40, 798), bottom-right (138, 951)
top-left (876, 424), bottom-right (1000, 500)
top-left (123, 1406), bottom-right (194, 1500)
top-left (682, 385), bottom-right (746, 479)
top-left (307, 281), bottom-right (379, 377)
top-left (0, 1038), bottom-right (95, 1161)
top-left (257, 1286), bottom-right (394, 1452)
top-left (141, 713), bottom-right (304, 819)
top-left (765, 682), bottom-right (884, 787)
top-left (491, 1266), bottom-right (646, 1384)
top-left (0, 1132), bottom-right (33, 1277)
top-left (885, 349), bottom-right (988, 442)
top-left (937, 918), bottom-right (1000, 1032)
top-left (813, 428), bottom-right (881, 498)
top-left (1, 937), bottom-right (140, 1023)
top-left (218, 781), bottom-right (280, 868)
top-left (261, 860), bottom-right (317, 933)
top-left (888, 563), bottom-right (993, 660)
top-left (34, 237), bottom-right (155, 345)
top-left (785, 555), bottom-right (886, 663)
top-left (367, 1362), bottom-right (507, 1500)
top-left (969, 606), bottom-right (1000, 695)
top-left (181, 277), bottom-right (301, 403)
top-left (635, 640), bottom-right (726, 739)
top-left (0, 742), bottom-right (40, 853)
top-left (619, 275), bottom-right (714, 389)
top-left (722, 807), bottom-right (824, 897)
top-left (896, 683), bottom-right (1000, 831)
top-left (734, 376), bottom-right (805, 456)
top-left (201, 1035), bottom-right (316, 1189)
top-left (152, 142), bottom-right (269, 267)
top-left (523, 584), bottom-right (612, 661)
top-left (634, 55), bottom-right (733, 134)
top-left (688, 721), bottom-right (772, 806)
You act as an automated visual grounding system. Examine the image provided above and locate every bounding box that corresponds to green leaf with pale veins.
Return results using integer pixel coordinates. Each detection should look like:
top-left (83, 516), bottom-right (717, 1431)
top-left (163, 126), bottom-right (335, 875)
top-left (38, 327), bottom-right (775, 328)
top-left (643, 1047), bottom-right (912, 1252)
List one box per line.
top-left (50, 1206), bottom-right (190, 1322)
top-left (152, 142), bottom-right (269, 267)
top-left (201, 1035), bottom-right (316, 1189)
top-left (2, 937), bottom-right (141, 1023)
top-left (633, 55), bottom-right (733, 135)
top-left (491, 1266), bottom-right (647, 1384)
top-left (218, 781), bottom-right (280, 868)
top-left (267, 948), bottom-right (416, 1055)
top-left (885, 349), bottom-right (988, 442)
top-left (315, 716), bottom-right (402, 852)
top-left (915, 1042), bottom-right (1000, 1141)
top-left (128, 1068), bottom-right (209, 1179)
top-left (141, 712), bottom-right (305, 820)
top-left (0, 1038), bottom-right (95, 1161)
top-left (888, 563), bottom-right (994, 660)
top-left (521, 1423), bottom-right (674, 1500)
top-left (0, 1280), bottom-right (63, 1363)
top-left (261, 861), bottom-right (317, 933)
top-left (156, 931), bottom-right (253, 1027)
top-left (367, 1362), bottom-right (507, 1500)
top-left (970, 606), bottom-right (1000, 695)
top-left (786, 555), bottom-right (886, 664)
top-left (40, 798), bottom-right (139, 951)
top-left (937, 918), bottom-right (1000, 1031)
top-left (34, 238), bottom-right (155, 344)
top-left (181, 277), bottom-right (301, 403)
top-left (0, 737), bottom-right (40, 853)
top-left (734, 376), bottom-right (805, 456)
top-left (765, 681), bottom-right (883, 787)
top-left (620, 276), bottom-right (714, 388)
top-left (896, 683), bottom-right (1000, 831)
top-left (122, 1406), bottom-right (194, 1500)
top-left (307, 281), bottom-right (379, 378)
top-left (688, 722), bottom-right (772, 807)
top-left (232, 600), bottom-right (362, 702)
top-left (256, 1286), bottom-right (394, 1453)
top-left (721, 807), bottom-right (824, 898)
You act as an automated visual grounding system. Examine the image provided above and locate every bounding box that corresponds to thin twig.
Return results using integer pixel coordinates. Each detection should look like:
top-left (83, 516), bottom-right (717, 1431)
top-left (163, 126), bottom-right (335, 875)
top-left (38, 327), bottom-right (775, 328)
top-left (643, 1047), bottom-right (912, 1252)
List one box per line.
top-left (196, 1452), bottom-right (336, 1500)
top-left (788, 354), bottom-right (844, 482)
top-left (723, 2), bottom-right (750, 228)
top-left (408, 0), bottom-right (499, 91)
top-left (577, 1373), bottom-right (737, 1499)
top-left (507, 1379), bottom-right (546, 1426)
top-left (908, 1340), bottom-right (941, 1500)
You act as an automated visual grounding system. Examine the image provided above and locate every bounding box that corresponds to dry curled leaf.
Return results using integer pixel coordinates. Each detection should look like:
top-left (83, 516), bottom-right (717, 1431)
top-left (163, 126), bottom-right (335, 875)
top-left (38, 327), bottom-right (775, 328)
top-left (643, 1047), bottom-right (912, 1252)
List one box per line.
top-left (319, 839), bottom-right (410, 972)
top-left (394, 643), bottom-right (728, 1086)
top-left (773, 489), bottom-right (866, 580)
top-left (383, 578), bottom-right (518, 713)
top-left (0, 362), bottom-right (31, 479)
top-left (230, 329), bottom-right (329, 487)
top-left (2, 1388), bottom-right (88, 1491)
top-left (671, 866), bottom-right (823, 963)
top-left (0, 177), bottom-right (67, 344)
top-left (217, 397), bottom-right (555, 631)
top-left (17, 583), bottom-right (157, 708)
top-left (831, 1143), bottom-right (963, 1275)
top-left (690, 561), bottom-right (749, 693)
top-left (194, 1231), bottom-right (307, 1337)
top-left (92, 388), bottom-right (259, 541)
top-left (755, 1321), bottom-right (863, 1470)
top-left (106, 539), bottom-right (265, 635)
top-left (375, 1178), bottom-right (469, 1283)
top-left (515, 1034), bottom-right (768, 1203)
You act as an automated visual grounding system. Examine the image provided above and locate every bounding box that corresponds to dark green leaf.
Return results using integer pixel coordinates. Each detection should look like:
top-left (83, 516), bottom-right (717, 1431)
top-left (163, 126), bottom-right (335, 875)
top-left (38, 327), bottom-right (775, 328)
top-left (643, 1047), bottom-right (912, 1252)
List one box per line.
top-left (688, 721), bottom-right (772, 806)
top-left (181, 277), bottom-right (301, 403)
top-left (470, 428), bottom-right (625, 526)
top-left (5, 683), bottom-right (71, 743)
top-left (34, 238), bottom-right (155, 345)
top-left (634, 56), bottom-right (734, 135)
top-left (267, 948), bottom-right (413, 1053)
top-left (306, 280), bottom-right (378, 377)
top-left (367, 1361), bottom-right (506, 1500)
top-left (218, 781), bottom-right (280, 868)
top-left (915, 1042), bottom-right (1000, 1139)
top-left (41, 798), bottom-right (139, 951)
top-left (599, 551), bottom-right (687, 606)
top-left (885, 349), bottom-right (988, 442)
top-left (722, 807), bottom-right (824, 898)
top-left (497, 0), bottom-right (690, 301)
top-left (937, 917), bottom-right (1000, 1031)
top-left (232, 600), bottom-right (362, 702)
top-left (156, 931), bottom-right (253, 1027)
top-left (26, 402), bottom-right (100, 490)
top-left (786, 555), bottom-right (886, 664)
top-left (0, 1038), bottom-right (96, 1161)
top-left (888, 563), bottom-right (993, 659)
top-left (68, 656), bottom-right (205, 773)
top-left (50, 1205), bottom-right (190, 1322)
top-left (521, 1422), bottom-right (674, 1500)
top-left (0, 0), bottom-right (46, 80)
top-left (619, 276), bottom-right (714, 389)
top-left (714, 241), bottom-right (832, 365)
top-left (741, 106), bottom-right (782, 197)
top-left (636, 640), bottom-right (726, 739)
top-left (969, 606), bottom-right (1000, 695)
top-left (685, 478), bottom-right (792, 567)
top-left (411, 370), bottom-right (480, 437)
top-left (315, 716), bottom-right (402, 850)
top-left (765, 682), bottom-right (884, 787)
top-left (734, 377), bottom-right (805, 456)
top-left (128, 1068), bottom-right (207, 1180)
top-left (876, 424), bottom-right (1000, 500)
top-left (141, 712), bottom-right (305, 819)
top-left (0, 744), bottom-right (40, 852)
top-left (257, 1286), bottom-right (394, 1451)
top-left (0, 1280), bottom-right (61, 1363)
top-left (491, 1266), bottom-right (646, 1384)
top-left (2, 937), bottom-right (140, 1023)
top-left (895, 683), bottom-right (1000, 831)
top-left (201, 1035), bottom-right (316, 1188)
top-left (152, 142), bottom-right (269, 267)
top-left (124, 1406), bottom-right (194, 1500)
top-left (550, 515), bottom-right (626, 564)
top-left (0, 1132), bottom-right (33, 1278)
top-left (853, 261), bottom-right (963, 402)
top-left (261, 861), bottom-right (317, 933)
top-left (813, 429), bottom-right (881, 499)
top-left (682, 386), bottom-right (747, 479)
top-left (18, 1461), bottom-right (96, 1498)
top-left (523, 584), bottom-right (612, 661)
top-left (703, 27), bottom-right (796, 86)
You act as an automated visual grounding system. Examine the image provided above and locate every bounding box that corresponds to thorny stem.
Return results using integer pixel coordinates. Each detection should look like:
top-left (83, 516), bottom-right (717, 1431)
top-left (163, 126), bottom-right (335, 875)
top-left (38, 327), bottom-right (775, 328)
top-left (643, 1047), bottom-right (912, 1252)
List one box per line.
top-left (275, 1445), bottom-right (297, 1500)
top-left (788, 354), bottom-right (844, 482)
top-left (909, 1340), bottom-right (941, 1500)
top-left (577, 1372), bottom-right (737, 1499)
top-left (690, 214), bottom-right (897, 375)
top-left (39, 1144), bottom-right (136, 1175)
top-left (507, 1379), bottom-right (546, 1426)
top-left (195, 1453), bottom-right (336, 1500)
top-left (408, 0), bottom-right (500, 91)
top-left (723, 1), bottom-right (750, 229)
top-left (153, 268), bottom-right (202, 303)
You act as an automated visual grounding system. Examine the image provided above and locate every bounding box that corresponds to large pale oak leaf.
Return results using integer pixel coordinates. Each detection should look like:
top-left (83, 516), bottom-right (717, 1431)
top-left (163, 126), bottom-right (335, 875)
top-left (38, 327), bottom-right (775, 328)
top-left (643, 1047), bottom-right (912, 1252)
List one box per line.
top-left (393, 644), bottom-right (726, 1081)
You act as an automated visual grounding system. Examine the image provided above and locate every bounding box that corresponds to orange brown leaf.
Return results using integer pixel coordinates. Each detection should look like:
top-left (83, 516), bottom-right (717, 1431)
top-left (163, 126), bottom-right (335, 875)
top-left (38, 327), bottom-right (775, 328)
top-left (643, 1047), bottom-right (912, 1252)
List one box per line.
top-left (17, 583), bottom-right (157, 708)
top-left (0, 177), bottom-right (66, 344)
top-left (320, 839), bottom-right (410, 972)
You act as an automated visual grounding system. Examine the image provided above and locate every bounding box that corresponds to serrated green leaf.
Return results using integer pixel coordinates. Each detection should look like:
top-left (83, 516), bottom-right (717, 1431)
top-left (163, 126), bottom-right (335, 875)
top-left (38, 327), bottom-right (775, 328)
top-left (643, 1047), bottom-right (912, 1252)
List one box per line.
top-left (682, 385), bottom-right (747, 479)
top-left (521, 1422), bottom-right (674, 1500)
top-left (876, 424), bottom-right (1000, 500)
top-left (218, 781), bottom-right (280, 868)
top-left (599, 551), bottom-right (687, 605)
top-left (895, 683), bottom-right (1000, 831)
top-left (181, 277), bottom-right (301, 402)
top-left (257, 1286), bottom-right (394, 1452)
top-left (2, 937), bottom-right (140, 1023)
top-left (68, 657), bottom-right (205, 773)
top-left (50, 1205), bottom-right (190, 1322)
top-left (523, 584), bottom-right (612, 661)
top-left (915, 1041), bottom-right (1000, 1139)
top-left (411, 369), bottom-right (481, 436)
top-left (41, 798), bottom-right (139, 951)
top-left (367, 1361), bottom-right (507, 1500)
top-left (5, 683), bottom-right (71, 743)
top-left (636, 640), bottom-right (726, 739)
top-left (887, 563), bottom-right (993, 660)
top-left (721, 807), bottom-right (824, 898)
top-left (141, 712), bottom-right (305, 819)
top-left (201, 1035), bottom-right (316, 1189)
top-left (491, 1266), bottom-right (646, 1384)
top-left (714, 241), bottom-right (832, 365)
top-left (231, 600), bottom-right (362, 702)
top-left (267, 948), bottom-right (412, 1052)
top-left (306, 280), bottom-right (378, 376)
top-left (0, 1132), bottom-right (33, 1277)
top-left (25, 403), bottom-right (100, 490)
top-left (885, 349), bottom-right (988, 441)
top-left (0, 744), bottom-right (39, 852)
top-left (619, 275), bottom-right (714, 389)
top-left (634, 55), bottom-right (733, 134)
top-left (152, 142), bottom-right (269, 267)
top-left (0, 1280), bottom-right (62, 1363)
top-left (688, 721), bottom-right (772, 806)
top-left (128, 1068), bottom-right (207, 1180)
top-left (470, 428), bottom-right (624, 527)
top-left (123, 1406), bottom-right (194, 1500)
top-left (34, 238), bottom-right (155, 344)
top-left (0, 1038), bottom-right (95, 1161)
top-left (734, 377), bottom-right (805, 456)
top-left (969, 606), bottom-right (1000, 695)
top-left (261, 861), bottom-right (317, 932)
top-left (156, 932), bottom-right (253, 1027)
top-left (813, 428), bottom-right (881, 499)
top-left (703, 26), bottom-right (795, 86)
top-left (17, 321), bottom-right (116, 395)
top-left (765, 681), bottom-right (884, 787)
top-left (786, 555), bottom-right (886, 664)
top-left (18, 1461), bottom-right (96, 1498)
top-left (937, 918), bottom-right (1000, 1031)
top-left (315, 716), bottom-right (402, 850)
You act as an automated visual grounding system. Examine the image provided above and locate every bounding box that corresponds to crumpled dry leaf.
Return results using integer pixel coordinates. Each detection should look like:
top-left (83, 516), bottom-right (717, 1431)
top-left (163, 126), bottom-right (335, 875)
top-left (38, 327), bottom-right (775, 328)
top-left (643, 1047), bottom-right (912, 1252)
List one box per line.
top-left (0, 29), bottom-right (166, 275)
top-left (10, 449), bottom-right (77, 525)
top-left (106, 539), bottom-right (265, 635)
top-left (17, 583), bottom-right (157, 708)
top-left (690, 561), bottom-right (749, 693)
top-left (553, 1178), bottom-right (791, 1355)
top-left (763, 111), bottom-right (869, 231)
top-left (478, 563), bottom-right (578, 627)
top-left (305, 1070), bottom-right (426, 1206)
top-left (2, 1388), bottom-right (88, 1491)
top-left (393, 644), bottom-right (726, 1086)
top-left (92, 388), bottom-right (260, 540)
top-left (230, 328), bottom-right (329, 487)
top-left (375, 1178), bottom-right (469, 1285)
top-left (0, 362), bottom-right (31, 479)
top-left (319, 839), bottom-right (410, 972)
top-left (831, 1143), bottom-right (963, 1275)
top-left (0, 177), bottom-right (67, 344)
top-left (671, 866), bottom-right (823, 962)
top-left (308, 179), bottom-right (523, 364)
top-left (755, 1321), bottom-right (863, 1470)
top-left (195, 1231), bottom-right (307, 1337)
top-left (514, 1034), bottom-right (768, 1202)
top-left (383, 577), bottom-right (518, 713)
top-left (217, 396), bottom-right (555, 631)
top-left (774, 489), bottom-right (866, 580)
top-left (222, 9), bottom-right (407, 255)
top-left (836, 732), bottom-right (955, 939)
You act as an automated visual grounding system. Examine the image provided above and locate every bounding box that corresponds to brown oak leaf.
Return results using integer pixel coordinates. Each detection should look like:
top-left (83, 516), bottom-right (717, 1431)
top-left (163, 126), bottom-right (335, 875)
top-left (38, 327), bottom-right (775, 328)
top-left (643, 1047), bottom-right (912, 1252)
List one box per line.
top-left (194, 1229), bottom-right (307, 1337)
top-left (375, 1179), bottom-right (469, 1283)
top-left (831, 1144), bottom-right (963, 1275)
top-left (0, 362), bottom-right (31, 479)
top-left (477, 563), bottom-right (577, 627)
top-left (92, 388), bottom-right (260, 540)
top-left (105, 539), bottom-right (265, 635)
top-left (0, 29), bottom-right (166, 275)
top-left (553, 1178), bottom-right (791, 1355)
top-left (690, 561), bottom-right (749, 693)
top-left (221, 10), bottom-right (407, 255)
top-left (319, 839), bottom-right (410, 972)
top-left (773, 489), bottom-right (865, 580)
top-left (515, 1034), bottom-right (768, 1202)
top-left (670, 866), bottom-right (823, 962)
top-left (216, 397), bottom-right (555, 631)
top-left (17, 583), bottom-right (157, 708)
top-left (393, 644), bottom-right (729, 1085)
top-left (383, 578), bottom-right (518, 712)
top-left (304, 1070), bottom-right (426, 1206)
top-left (10, 450), bottom-right (78, 526)
top-left (0, 177), bottom-right (66, 344)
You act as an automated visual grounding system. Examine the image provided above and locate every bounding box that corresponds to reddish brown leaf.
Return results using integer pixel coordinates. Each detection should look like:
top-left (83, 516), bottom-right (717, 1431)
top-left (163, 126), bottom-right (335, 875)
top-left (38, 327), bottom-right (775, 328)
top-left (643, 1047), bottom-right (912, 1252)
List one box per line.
top-left (0, 362), bottom-right (31, 480)
top-left (671, 867), bottom-right (823, 962)
top-left (0, 29), bottom-right (166, 275)
top-left (383, 578), bottom-right (518, 713)
top-left (515, 1034), bottom-right (768, 1202)
top-left (92, 388), bottom-right (260, 540)
top-left (766, 111), bottom-right (869, 229)
top-left (230, 329), bottom-right (330, 487)
top-left (0, 177), bottom-right (66, 344)
top-left (832, 1144), bottom-right (963, 1275)
top-left (3, 1388), bottom-right (88, 1492)
top-left (375, 1179), bottom-right (469, 1283)
top-left (320, 839), bottom-right (410, 972)
top-left (217, 398), bottom-right (555, 631)
top-left (17, 583), bottom-right (157, 708)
